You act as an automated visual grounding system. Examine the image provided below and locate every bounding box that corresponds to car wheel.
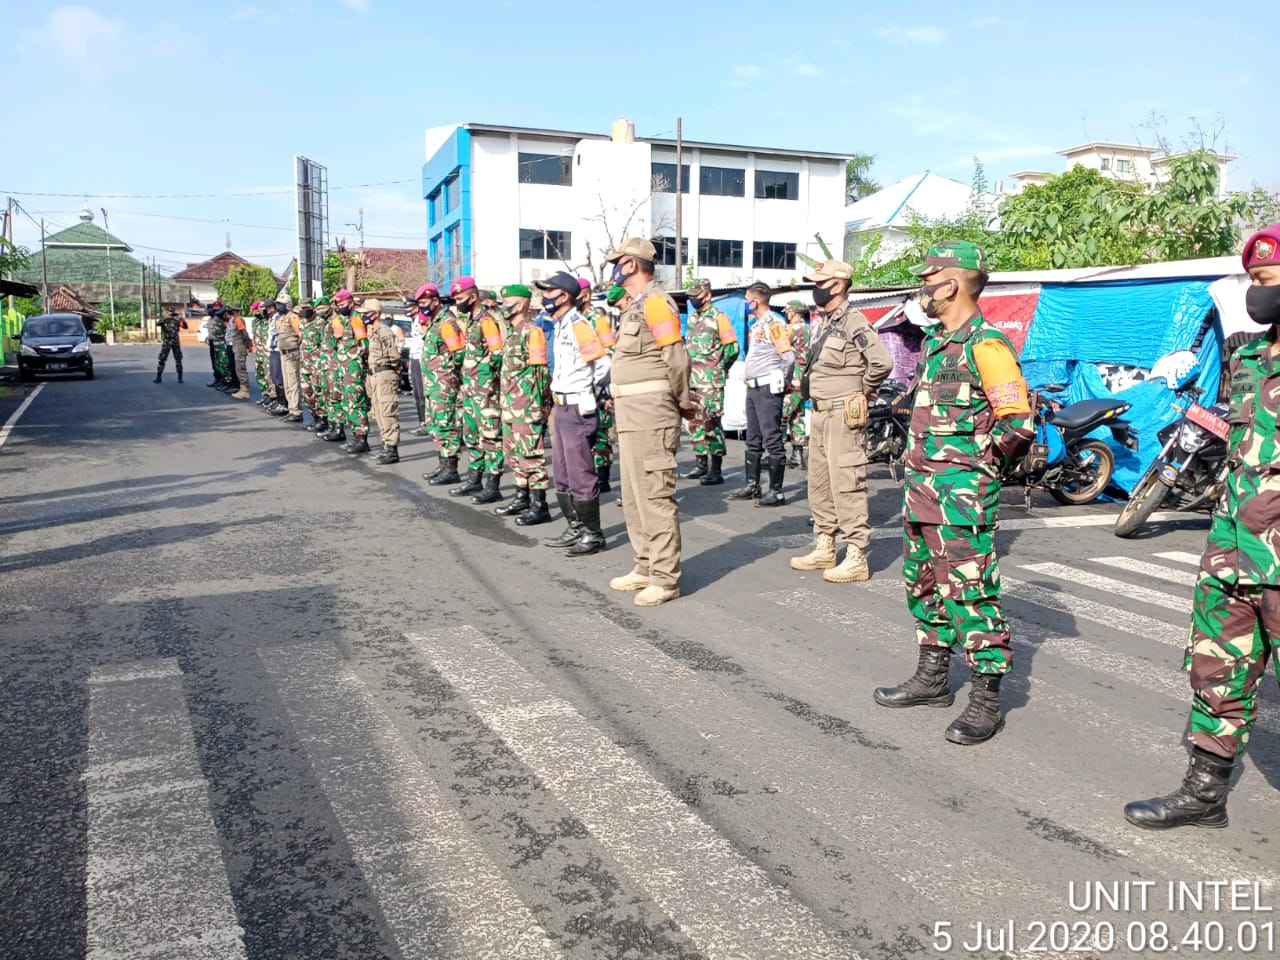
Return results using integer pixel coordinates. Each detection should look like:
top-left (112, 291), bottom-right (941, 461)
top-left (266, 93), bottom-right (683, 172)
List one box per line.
top-left (19, 367), bottom-right (35, 383)
top-left (85, 365), bottom-right (95, 380)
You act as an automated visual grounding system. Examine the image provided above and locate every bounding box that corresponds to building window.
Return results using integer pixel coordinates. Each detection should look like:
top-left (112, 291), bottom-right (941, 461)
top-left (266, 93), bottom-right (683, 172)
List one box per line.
top-left (519, 228), bottom-right (572, 260)
top-left (652, 236), bottom-right (690, 266)
top-left (754, 170), bottom-right (799, 200)
top-left (428, 191), bottom-right (441, 226)
top-left (752, 241), bottom-right (797, 270)
top-left (446, 226), bottom-right (461, 275)
top-left (651, 162), bottom-right (690, 194)
top-left (429, 237), bottom-right (440, 272)
top-left (518, 153), bottom-right (573, 186)
top-left (1099, 157), bottom-right (1111, 172)
top-left (444, 175), bottom-right (460, 213)
top-left (697, 238), bottom-right (743, 268)
top-left (699, 165), bottom-right (746, 197)
top-left (1115, 158), bottom-right (1131, 174)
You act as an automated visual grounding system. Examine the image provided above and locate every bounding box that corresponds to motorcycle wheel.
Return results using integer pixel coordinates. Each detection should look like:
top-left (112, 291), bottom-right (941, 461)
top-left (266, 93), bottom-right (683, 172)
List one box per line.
top-left (1051, 439), bottom-right (1115, 505)
top-left (1114, 466), bottom-right (1173, 538)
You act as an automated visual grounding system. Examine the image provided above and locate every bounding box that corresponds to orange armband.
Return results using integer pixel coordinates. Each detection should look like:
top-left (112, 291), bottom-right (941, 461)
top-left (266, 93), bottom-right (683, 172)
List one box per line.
top-left (716, 312), bottom-right (737, 345)
top-left (644, 296), bottom-right (682, 347)
top-left (528, 326), bottom-right (548, 365)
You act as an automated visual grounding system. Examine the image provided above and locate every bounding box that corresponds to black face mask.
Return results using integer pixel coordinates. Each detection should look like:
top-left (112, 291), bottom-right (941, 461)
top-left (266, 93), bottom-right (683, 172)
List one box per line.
top-left (689, 294), bottom-right (707, 311)
top-left (811, 284), bottom-right (835, 308)
top-left (301, 307), bottom-right (315, 319)
top-left (1245, 284), bottom-right (1280, 325)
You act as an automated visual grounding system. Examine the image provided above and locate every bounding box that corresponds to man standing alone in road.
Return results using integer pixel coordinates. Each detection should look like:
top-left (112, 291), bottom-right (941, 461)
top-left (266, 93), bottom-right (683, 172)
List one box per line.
top-left (154, 309), bottom-right (187, 383)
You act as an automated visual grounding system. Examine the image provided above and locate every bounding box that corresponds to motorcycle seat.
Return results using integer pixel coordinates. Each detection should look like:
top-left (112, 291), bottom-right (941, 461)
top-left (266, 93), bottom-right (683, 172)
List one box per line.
top-left (1046, 397), bottom-right (1131, 431)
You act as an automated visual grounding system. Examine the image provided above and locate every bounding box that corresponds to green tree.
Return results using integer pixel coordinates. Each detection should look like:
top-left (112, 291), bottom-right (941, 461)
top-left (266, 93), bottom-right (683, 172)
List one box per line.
top-left (322, 252), bottom-right (344, 295)
top-left (287, 262), bottom-right (299, 304)
top-left (1, 237), bottom-right (30, 275)
top-left (214, 263), bottom-right (281, 312)
top-left (845, 154), bottom-right (880, 204)
top-left (1127, 149), bottom-right (1247, 260)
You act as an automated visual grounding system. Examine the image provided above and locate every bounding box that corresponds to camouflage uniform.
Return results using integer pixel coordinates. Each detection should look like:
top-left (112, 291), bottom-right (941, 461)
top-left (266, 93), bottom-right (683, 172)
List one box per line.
top-left (207, 310), bottom-right (231, 384)
top-left (334, 311), bottom-right (370, 435)
top-left (583, 304), bottom-right (618, 472)
top-left (253, 315), bottom-right (273, 400)
top-left (459, 306), bottom-right (506, 475)
top-left (683, 301), bottom-right (739, 458)
top-left (320, 311), bottom-right (344, 422)
top-left (1185, 331), bottom-right (1280, 758)
top-left (423, 308), bottom-right (466, 456)
top-left (903, 314), bottom-right (1032, 675)
top-left (500, 309), bottom-right (551, 492)
top-left (782, 316), bottom-right (810, 451)
top-left (155, 313), bottom-right (185, 380)
top-left (299, 308), bottom-right (327, 419)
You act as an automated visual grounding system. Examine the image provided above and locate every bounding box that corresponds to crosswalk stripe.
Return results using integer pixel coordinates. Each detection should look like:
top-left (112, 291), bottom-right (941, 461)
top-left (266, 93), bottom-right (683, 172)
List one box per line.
top-left (1090, 556), bottom-right (1199, 587)
top-left (84, 659), bottom-right (247, 960)
top-left (1018, 562), bottom-right (1192, 613)
top-left (258, 642), bottom-right (564, 960)
top-left (1000, 576), bottom-right (1185, 647)
top-left (1154, 550), bottom-right (1204, 567)
top-left (408, 626), bottom-right (860, 960)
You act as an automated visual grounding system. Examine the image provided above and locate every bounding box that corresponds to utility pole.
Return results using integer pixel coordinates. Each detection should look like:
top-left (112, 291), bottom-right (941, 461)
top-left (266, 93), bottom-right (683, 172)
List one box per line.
top-left (675, 118), bottom-right (683, 286)
top-left (4, 196), bottom-right (14, 315)
top-left (101, 208), bottom-right (117, 332)
top-left (140, 264), bottom-right (147, 334)
top-left (40, 219), bottom-right (49, 313)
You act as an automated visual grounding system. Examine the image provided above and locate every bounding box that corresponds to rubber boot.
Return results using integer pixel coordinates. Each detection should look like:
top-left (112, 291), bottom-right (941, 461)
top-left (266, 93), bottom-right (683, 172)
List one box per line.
top-left (756, 456), bottom-right (786, 507)
top-left (567, 498), bottom-right (606, 556)
top-left (449, 468), bottom-right (483, 497)
top-left (346, 433), bottom-right (370, 456)
top-left (495, 486), bottom-right (530, 517)
top-left (471, 473), bottom-right (504, 505)
top-left (544, 492), bottom-right (581, 547)
top-left (1124, 748), bottom-right (1233, 830)
top-left (728, 451), bottom-right (762, 500)
top-left (515, 488), bottom-right (552, 526)
top-left (700, 454), bottom-right (724, 486)
top-left (375, 444), bottom-right (400, 465)
top-left (154, 365), bottom-right (163, 384)
top-left (427, 456), bottom-right (460, 485)
top-left (873, 646), bottom-right (954, 708)
top-left (596, 463), bottom-right (612, 494)
top-left (682, 455), bottom-right (708, 481)
top-left (944, 673), bottom-right (1004, 745)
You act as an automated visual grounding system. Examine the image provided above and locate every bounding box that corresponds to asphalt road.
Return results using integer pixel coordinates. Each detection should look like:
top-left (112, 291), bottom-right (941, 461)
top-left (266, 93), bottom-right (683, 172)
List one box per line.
top-left (2, 345), bottom-right (1277, 960)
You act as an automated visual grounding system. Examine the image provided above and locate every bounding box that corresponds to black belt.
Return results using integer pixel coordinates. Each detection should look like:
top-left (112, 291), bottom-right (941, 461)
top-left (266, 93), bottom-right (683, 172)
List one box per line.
top-left (373, 364), bottom-right (398, 373)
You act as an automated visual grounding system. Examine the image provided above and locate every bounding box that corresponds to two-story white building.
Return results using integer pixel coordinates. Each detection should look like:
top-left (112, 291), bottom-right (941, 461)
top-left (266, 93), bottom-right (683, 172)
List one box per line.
top-left (420, 121), bottom-right (849, 290)
top-left (1010, 141), bottom-right (1235, 196)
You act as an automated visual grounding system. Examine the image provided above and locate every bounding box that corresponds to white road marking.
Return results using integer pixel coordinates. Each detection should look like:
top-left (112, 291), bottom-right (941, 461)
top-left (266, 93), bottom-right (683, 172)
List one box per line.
top-left (0, 382), bottom-right (44, 451)
top-left (1090, 556), bottom-right (1199, 588)
top-left (1000, 576), bottom-right (1186, 648)
top-left (409, 626), bottom-right (860, 960)
top-left (1154, 550), bottom-right (1205, 567)
top-left (1018, 562), bottom-right (1192, 613)
top-left (84, 658), bottom-right (247, 960)
top-left (258, 642), bottom-right (564, 960)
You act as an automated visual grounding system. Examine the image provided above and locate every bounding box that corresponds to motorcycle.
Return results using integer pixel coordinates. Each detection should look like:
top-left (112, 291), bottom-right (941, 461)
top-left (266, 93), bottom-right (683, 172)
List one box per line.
top-left (1005, 385), bottom-right (1139, 507)
top-left (1113, 381), bottom-right (1230, 539)
top-left (866, 378), bottom-right (913, 479)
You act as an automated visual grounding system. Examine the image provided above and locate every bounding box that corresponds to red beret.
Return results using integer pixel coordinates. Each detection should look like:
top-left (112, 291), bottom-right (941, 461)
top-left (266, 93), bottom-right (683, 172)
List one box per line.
top-left (1242, 223), bottom-right (1280, 271)
top-left (415, 283), bottom-right (439, 299)
top-left (449, 277), bottom-right (476, 296)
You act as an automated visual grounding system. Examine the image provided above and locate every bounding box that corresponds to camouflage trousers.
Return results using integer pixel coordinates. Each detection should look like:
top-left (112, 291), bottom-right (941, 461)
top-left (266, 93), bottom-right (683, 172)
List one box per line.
top-left (461, 386), bottom-right (503, 474)
top-left (339, 356), bottom-right (370, 434)
top-left (502, 414), bottom-right (548, 490)
top-left (325, 354), bottom-right (343, 416)
top-left (212, 342), bottom-right (231, 381)
top-left (1185, 574), bottom-right (1280, 758)
top-left (157, 339), bottom-right (182, 373)
top-left (255, 346), bottom-right (272, 398)
top-left (782, 391), bottom-right (808, 447)
top-left (685, 387), bottom-right (726, 458)
top-left (904, 521), bottom-right (1012, 675)
top-left (593, 406), bottom-right (615, 469)
top-left (300, 345), bottom-right (320, 414)
top-left (426, 367), bottom-right (461, 457)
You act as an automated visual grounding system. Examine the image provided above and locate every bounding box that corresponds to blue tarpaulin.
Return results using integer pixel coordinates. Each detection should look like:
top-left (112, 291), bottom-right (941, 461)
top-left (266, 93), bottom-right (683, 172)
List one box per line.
top-left (1019, 279), bottom-right (1222, 493)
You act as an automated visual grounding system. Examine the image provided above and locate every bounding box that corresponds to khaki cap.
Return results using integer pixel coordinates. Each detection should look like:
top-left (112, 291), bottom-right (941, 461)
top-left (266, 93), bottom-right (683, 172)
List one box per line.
top-left (605, 237), bottom-right (657, 263)
top-left (803, 259), bottom-right (854, 282)
top-left (361, 298), bottom-right (382, 315)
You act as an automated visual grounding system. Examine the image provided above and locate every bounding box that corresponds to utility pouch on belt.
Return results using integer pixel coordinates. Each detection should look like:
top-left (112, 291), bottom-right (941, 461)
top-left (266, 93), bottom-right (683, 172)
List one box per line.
top-left (1025, 443), bottom-right (1049, 474)
top-left (842, 394), bottom-right (868, 429)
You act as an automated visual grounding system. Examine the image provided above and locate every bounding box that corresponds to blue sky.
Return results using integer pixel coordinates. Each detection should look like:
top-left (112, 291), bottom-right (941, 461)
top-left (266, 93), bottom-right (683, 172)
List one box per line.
top-left (5, 0), bottom-right (1276, 275)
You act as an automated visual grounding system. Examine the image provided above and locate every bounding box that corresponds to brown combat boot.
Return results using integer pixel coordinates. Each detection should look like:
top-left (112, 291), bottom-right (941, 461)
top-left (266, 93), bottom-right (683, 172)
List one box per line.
top-left (823, 545), bottom-right (869, 583)
top-left (790, 533), bottom-right (837, 570)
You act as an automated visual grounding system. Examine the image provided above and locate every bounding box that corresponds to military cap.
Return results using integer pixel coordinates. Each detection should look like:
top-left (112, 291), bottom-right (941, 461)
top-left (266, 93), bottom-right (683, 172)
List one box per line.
top-left (334, 288), bottom-right (355, 301)
top-left (449, 277), bottom-right (477, 296)
top-left (276, 293), bottom-right (293, 306)
top-left (534, 271), bottom-right (581, 297)
top-left (314, 295), bottom-right (331, 305)
top-left (688, 277), bottom-right (712, 294)
top-left (605, 237), bottom-right (657, 263)
top-left (1242, 223), bottom-right (1280, 271)
top-left (415, 282), bottom-right (439, 299)
top-left (501, 284), bottom-right (532, 299)
top-left (803, 260), bottom-right (854, 282)
top-left (605, 284), bottom-right (627, 305)
top-left (361, 298), bottom-right (382, 315)
top-left (911, 240), bottom-right (988, 276)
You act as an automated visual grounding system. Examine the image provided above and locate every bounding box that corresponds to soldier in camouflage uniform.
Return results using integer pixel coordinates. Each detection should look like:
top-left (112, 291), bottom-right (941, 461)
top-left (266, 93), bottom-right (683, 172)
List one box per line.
top-left (205, 302), bottom-right (231, 390)
top-left (300, 296), bottom-right (329, 432)
top-left (1125, 225), bottom-right (1280, 830)
top-left (330, 289), bottom-right (371, 455)
top-left (248, 303), bottom-right (272, 407)
top-left (579, 279), bottom-right (618, 492)
top-left (153, 309), bottom-right (187, 383)
top-left (680, 278), bottom-right (739, 485)
top-left (782, 300), bottom-right (811, 468)
top-left (873, 242), bottom-right (1032, 746)
top-left (493, 284), bottom-right (553, 525)
top-left (454, 285), bottom-right (506, 503)
top-left (422, 281), bottom-right (467, 486)
top-left (316, 298), bottom-right (346, 442)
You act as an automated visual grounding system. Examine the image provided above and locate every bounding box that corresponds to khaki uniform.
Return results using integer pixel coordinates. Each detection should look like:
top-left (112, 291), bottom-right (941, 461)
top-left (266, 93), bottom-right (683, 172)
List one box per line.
top-left (612, 282), bottom-right (690, 589)
top-left (228, 315), bottom-right (253, 397)
top-left (278, 312), bottom-right (303, 415)
top-left (365, 320), bottom-right (402, 446)
top-left (806, 302), bottom-right (893, 549)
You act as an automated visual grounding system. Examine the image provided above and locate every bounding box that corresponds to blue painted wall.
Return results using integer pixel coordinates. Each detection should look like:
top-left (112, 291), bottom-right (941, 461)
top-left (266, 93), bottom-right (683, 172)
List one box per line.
top-left (422, 127), bottom-right (473, 287)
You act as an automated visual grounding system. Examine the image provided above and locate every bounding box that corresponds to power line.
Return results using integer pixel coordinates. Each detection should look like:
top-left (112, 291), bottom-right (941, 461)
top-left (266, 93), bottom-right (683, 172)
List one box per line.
top-left (1, 177), bottom-right (418, 200)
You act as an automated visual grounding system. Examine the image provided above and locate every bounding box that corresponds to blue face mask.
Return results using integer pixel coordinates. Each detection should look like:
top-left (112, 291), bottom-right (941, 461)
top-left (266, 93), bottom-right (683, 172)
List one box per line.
top-left (338, 306), bottom-right (352, 317)
top-left (744, 300), bottom-right (757, 315)
top-left (612, 261), bottom-right (631, 285)
top-left (541, 296), bottom-right (561, 314)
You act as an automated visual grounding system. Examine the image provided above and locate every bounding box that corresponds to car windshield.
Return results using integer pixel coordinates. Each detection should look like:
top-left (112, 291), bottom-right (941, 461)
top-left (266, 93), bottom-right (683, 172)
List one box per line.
top-left (26, 316), bottom-right (84, 338)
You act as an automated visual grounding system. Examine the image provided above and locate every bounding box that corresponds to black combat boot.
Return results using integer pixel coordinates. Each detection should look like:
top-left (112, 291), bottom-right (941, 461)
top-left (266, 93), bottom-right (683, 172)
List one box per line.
top-left (567, 498), bottom-right (606, 556)
top-left (873, 646), bottom-right (955, 708)
top-left (682, 455), bottom-right (708, 481)
top-left (700, 454), bottom-right (724, 486)
top-left (472, 473), bottom-right (504, 505)
top-left (1124, 748), bottom-right (1233, 830)
top-left (176, 365), bottom-right (183, 384)
top-left (427, 456), bottom-right (459, 485)
top-left (375, 444), bottom-right (400, 465)
top-left (324, 425), bottom-right (346, 443)
top-left (728, 451), bottom-right (762, 500)
top-left (283, 413), bottom-right (303, 423)
top-left (596, 463), bottom-right (612, 494)
top-left (154, 365), bottom-right (163, 383)
top-left (269, 402), bottom-right (289, 416)
top-left (346, 433), bottom-right (370, 456)
top-left (495, 486), bottom-right (530, 517)
top-left (756, 456), bottom-right (787, 507)
top-left (944, 673), bottom-right (1004, 745)
top-left (797, 446), bottom-right (807, 471)
top-left (450, 468), bottom-right (483, 497)
top-left (544, 492), bottom-right (581, 547)
top-left (516, 488), bottom-right (552, 526)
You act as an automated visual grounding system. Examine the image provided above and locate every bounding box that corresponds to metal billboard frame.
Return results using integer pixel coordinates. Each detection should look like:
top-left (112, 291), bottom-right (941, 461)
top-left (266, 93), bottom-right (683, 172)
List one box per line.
top-left (295, 156), bottom-right (328, 301)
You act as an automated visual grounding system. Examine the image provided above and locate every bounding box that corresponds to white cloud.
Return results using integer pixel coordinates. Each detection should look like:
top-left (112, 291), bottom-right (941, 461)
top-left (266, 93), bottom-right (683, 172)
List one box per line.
top-left (794, 62), bottom-right (822, 77)
top-left (723, 65), bottom-right (761, 89)
top-left (874, 23), bottom-right (945, 46)
top-left (969, 15), bottom-right (1003, 28)
top-left (340, 0), bottom-right (371, 12)
top-left (24, 6), bottom-right (124, 69)
top-left (952, 144), bottom-right (1055, 165)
